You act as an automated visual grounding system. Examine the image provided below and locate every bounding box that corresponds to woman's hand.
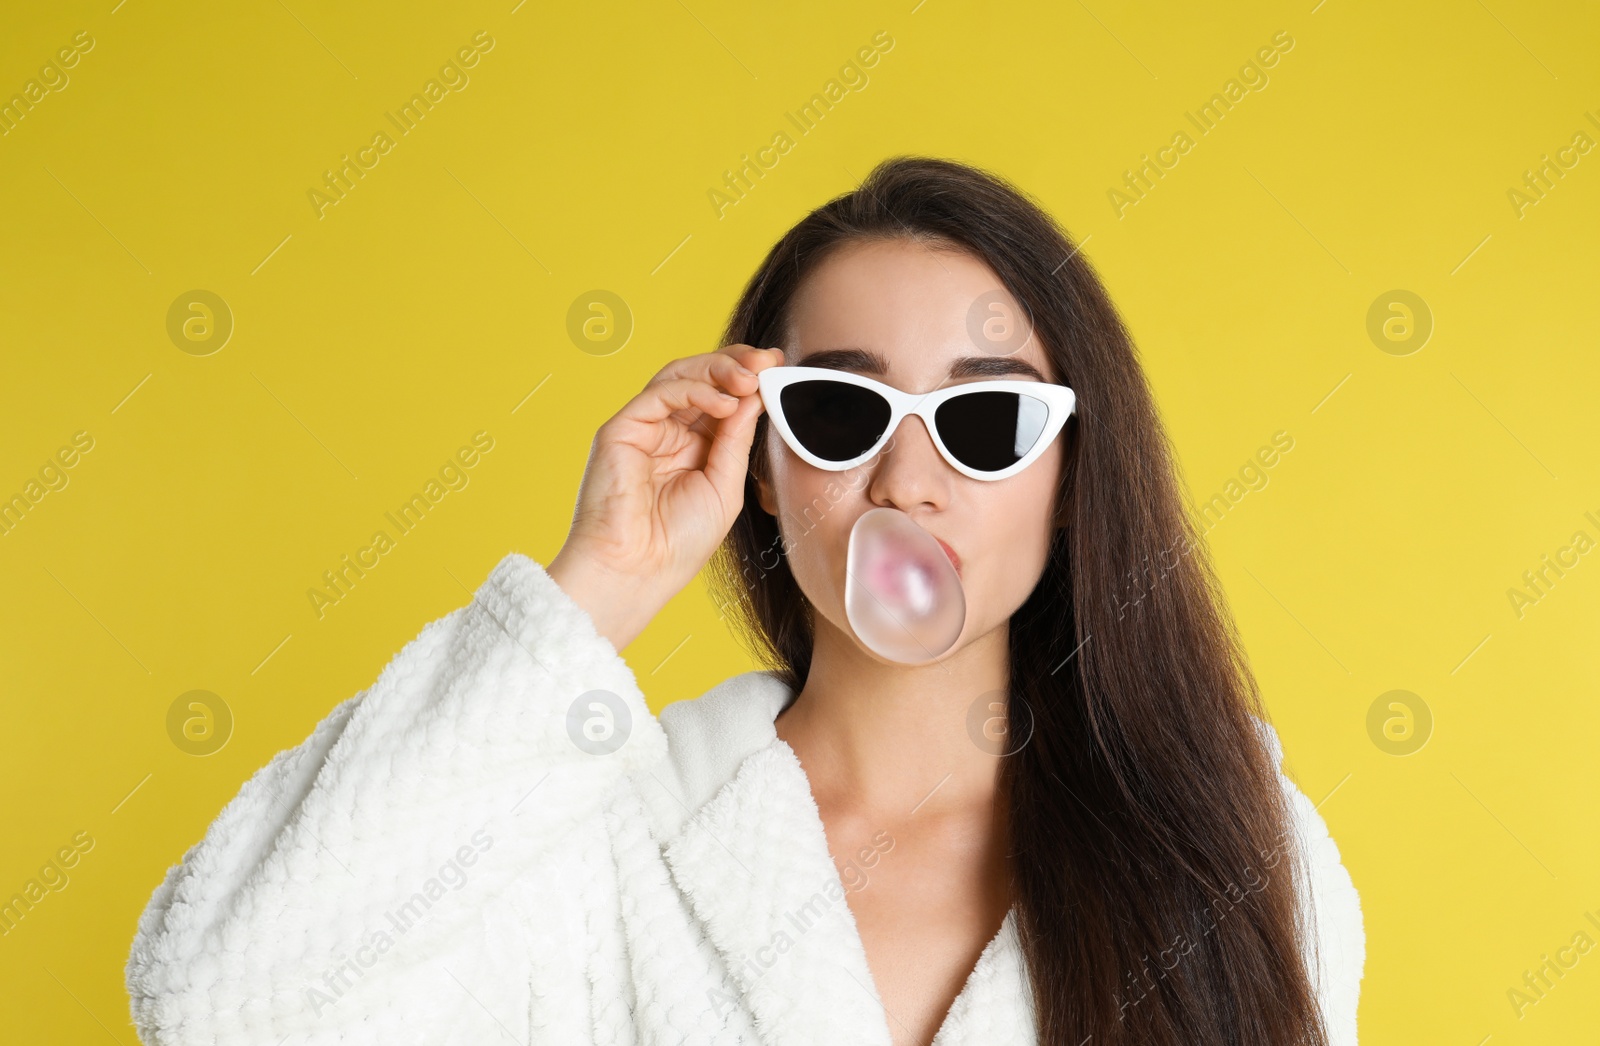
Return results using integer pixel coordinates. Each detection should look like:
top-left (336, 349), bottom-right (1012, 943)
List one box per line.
top-left (547, 344), bottom-right (785, 653)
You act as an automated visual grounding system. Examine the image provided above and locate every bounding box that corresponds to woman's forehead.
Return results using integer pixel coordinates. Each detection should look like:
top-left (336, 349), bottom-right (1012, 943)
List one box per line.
top-left (786, 239), bottom-right (1051, 384)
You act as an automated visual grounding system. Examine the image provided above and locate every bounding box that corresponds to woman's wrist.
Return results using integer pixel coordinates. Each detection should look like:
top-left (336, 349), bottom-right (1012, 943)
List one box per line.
top-left (545, 548), bottom-right (661, 654)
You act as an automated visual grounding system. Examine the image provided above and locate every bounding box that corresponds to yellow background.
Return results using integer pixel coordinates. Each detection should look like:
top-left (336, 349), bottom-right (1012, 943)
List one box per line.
top-left (2, 0), bottom-right (1596, 1041)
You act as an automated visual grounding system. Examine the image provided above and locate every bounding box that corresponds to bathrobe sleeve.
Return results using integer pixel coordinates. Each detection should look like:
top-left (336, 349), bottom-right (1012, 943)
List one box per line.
top-left (1257, 721), bottom-right (1366, 1046)
top-left (125, 551), bottom-right (667, 1045)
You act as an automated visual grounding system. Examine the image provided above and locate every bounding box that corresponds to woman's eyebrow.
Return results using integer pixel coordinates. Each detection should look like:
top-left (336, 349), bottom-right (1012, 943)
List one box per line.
top-left (797, 347), bottom-right (1047, 382)
top-left (948, 355), bottom-right (1046, 381)
top-left (793, 347), bottom-right (886, 372)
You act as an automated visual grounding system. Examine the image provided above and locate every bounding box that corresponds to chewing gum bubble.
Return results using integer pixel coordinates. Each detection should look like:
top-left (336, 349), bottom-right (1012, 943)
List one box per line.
top-left (844, 507), bottom-right (966, 664)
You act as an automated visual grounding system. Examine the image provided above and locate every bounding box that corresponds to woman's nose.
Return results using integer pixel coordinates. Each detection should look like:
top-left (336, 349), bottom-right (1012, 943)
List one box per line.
top-left (866, 414), bottom-right (950, 510)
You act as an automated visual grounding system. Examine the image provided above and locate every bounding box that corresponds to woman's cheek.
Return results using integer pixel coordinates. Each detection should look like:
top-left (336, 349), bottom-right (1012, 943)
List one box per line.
top-left (775, 475), bottom-right (847, 609)
top-left (972, 479), bottom-right (1058, 621)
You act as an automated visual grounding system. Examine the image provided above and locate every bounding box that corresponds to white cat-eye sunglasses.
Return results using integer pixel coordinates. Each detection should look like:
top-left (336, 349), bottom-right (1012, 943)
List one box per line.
top-left (757, 365), bottom-right (1076, 482)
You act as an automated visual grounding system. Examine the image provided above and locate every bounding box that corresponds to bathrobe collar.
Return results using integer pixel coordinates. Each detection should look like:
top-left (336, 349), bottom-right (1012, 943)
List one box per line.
top-left (644, 669), bottom-right (1034, 1046)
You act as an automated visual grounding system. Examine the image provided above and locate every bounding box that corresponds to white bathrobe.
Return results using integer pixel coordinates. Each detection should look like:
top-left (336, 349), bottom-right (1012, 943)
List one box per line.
top-left (125, 551), bottom-right (1365, 1045)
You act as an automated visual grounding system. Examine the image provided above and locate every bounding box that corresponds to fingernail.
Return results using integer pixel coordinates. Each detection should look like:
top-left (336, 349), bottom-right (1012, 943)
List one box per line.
top-left (736, 363), bottom-right (755, 376)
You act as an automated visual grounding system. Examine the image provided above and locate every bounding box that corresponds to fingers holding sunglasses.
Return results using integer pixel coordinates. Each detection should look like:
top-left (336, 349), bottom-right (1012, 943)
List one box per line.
top-left (621, 376), bottom-right (746, 429)
top-left (545, 352), bottom-right (783, 653)
top-left (700, 379), bottom-right (771, 506)
top-left (649, 345), bottom-right (784, 401)
top-left (635, 347), bottom-right (783, 443)
top-left (716, 343), bottom-right (785, 379)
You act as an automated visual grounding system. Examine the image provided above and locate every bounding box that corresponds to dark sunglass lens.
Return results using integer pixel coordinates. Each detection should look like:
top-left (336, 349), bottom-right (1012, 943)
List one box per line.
top-left (934, 391), bottom-right (1051, 473)
top-left (780, 380), bottom-right (890, 462)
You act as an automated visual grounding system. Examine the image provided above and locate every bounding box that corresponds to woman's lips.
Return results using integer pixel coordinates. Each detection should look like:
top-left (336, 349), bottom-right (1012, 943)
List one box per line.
top-left (935, 537), bottom-right (962, 576)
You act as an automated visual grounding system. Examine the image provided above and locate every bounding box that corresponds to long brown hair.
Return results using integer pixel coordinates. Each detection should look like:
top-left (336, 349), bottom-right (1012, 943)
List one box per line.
top-left (705, 156), bottom-right (1328, 1046)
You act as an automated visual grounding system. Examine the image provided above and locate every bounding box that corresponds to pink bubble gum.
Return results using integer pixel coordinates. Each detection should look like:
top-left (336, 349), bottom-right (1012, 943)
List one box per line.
top-left (844, 507), bottom-right (966, 664)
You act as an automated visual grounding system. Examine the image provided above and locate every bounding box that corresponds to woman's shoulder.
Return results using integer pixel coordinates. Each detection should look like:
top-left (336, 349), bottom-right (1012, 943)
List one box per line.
top-left (484, 553), bottom-right (803, 843)
top-left (1249, 717), bottom-right (1349, 866)
top-left (1250, 716), bottom-right (1361, 908)
top-left (1251, 716), bottom-right (1367, 1045)
top-left (650, 668), bottom-right (795, 830)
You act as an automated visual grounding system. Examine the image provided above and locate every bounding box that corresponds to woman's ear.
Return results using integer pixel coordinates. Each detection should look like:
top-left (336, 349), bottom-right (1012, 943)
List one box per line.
top-left (754, 471), bottom-right (778, 516)
top-left (750, 424), bottom-right (779, 516)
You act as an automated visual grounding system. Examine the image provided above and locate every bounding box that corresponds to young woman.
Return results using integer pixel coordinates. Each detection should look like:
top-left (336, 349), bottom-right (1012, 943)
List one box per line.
top-left (126, 157), bottom-right (1364, 1046)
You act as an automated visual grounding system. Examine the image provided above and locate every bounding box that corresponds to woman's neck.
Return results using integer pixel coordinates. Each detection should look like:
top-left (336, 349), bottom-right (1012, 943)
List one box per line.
top-left (774, 614), bottom-right (1011, 822)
